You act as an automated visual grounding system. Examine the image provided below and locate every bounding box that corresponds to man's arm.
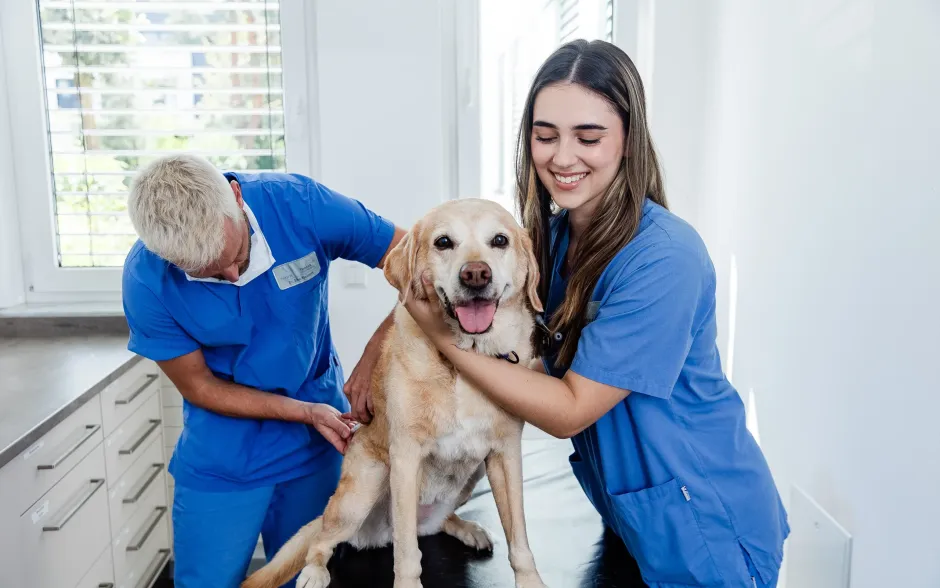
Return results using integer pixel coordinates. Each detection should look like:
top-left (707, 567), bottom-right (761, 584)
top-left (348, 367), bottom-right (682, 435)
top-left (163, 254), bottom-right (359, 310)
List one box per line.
top-left (159, 348), bottom-right (356, 453)
top-left (344, 227), bottom-right (407, 422)
top-left (298, 178), bottom-right (409, 422)
top-left (375, 226), bottom-right (408, 269)
top-left (344, 303), bottom-right (396, 423)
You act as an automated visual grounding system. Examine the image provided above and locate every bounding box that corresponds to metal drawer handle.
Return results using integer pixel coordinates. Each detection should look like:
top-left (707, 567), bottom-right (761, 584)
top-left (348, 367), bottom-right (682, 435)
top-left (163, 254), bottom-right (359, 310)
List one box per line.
top-left (98, 584), bottom-right (114, 588)
top-left (115, 373), bottom-right (158, 406)
top-left (127, 506), bottom-right (167, 552)
top-left (42, 478), bottom-right (105, 531)
top-left (135, 548), bottom-right (170, 588)
top-left (36, 424), bottom-right (100, 470)
top-left (119, 419), bottom-right (162, 456)
top-left (123, 463), bottom-right (165, 504)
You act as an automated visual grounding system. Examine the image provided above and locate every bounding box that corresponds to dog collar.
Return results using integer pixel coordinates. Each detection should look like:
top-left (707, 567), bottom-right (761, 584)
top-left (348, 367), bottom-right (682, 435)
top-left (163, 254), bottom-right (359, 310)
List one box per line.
top-left (494, 351), bottom-right (520, 364)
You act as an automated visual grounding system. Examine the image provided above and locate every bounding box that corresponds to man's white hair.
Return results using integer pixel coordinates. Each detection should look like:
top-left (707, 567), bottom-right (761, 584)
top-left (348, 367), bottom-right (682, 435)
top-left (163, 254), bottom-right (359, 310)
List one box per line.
top-left (128, 153), bottom-right (243, 272)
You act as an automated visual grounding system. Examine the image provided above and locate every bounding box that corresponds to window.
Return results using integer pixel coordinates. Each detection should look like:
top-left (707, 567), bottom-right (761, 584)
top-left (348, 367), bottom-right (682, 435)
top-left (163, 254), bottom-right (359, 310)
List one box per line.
top-left (40, 0), bottom-right (285, 269)
top-left (2, 0), bottom-right (315, 300)
top-left (478, 0), bottom-right (615, 217)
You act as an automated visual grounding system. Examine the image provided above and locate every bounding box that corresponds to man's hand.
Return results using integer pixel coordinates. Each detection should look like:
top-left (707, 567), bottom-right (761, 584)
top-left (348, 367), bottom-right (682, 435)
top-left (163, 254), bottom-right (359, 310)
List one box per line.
top-left (344, 349), bottom-right (379, 423)
top-left (344, 305), bottom-right (395, 423)
top-left (302, 402), bottom-right (358, 454)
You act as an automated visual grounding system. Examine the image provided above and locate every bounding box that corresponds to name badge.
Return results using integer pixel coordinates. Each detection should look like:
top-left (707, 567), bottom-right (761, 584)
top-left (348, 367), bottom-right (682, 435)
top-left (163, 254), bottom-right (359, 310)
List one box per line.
top-left (273, 251), bottom-right (321, 290)
top-left (586, 301), bottom-right (601, 322)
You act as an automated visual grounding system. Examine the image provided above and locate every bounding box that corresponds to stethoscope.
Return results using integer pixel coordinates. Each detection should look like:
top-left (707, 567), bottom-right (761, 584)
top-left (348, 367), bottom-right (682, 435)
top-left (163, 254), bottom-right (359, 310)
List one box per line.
top-left (534, 200), bottom-right (567, 355)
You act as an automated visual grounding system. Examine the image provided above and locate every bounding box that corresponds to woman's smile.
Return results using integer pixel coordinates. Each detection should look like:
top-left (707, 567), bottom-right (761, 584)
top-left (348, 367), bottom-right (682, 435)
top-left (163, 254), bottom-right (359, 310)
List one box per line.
top-left (552, 171), bottom-right (590, 191)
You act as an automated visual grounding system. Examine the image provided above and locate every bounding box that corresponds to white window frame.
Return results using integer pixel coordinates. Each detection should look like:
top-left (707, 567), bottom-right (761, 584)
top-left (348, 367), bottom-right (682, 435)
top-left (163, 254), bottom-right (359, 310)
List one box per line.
top-left (450, 0), bottom-right (481, 203)
top-left (460, 0), bottom-right (621, 220)
top-left (0, 0), bottom-right (321, 304)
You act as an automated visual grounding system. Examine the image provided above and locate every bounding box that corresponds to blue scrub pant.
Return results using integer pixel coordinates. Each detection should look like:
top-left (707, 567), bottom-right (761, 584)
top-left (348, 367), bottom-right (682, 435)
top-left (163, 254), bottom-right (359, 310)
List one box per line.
top-left (171, 451), bottom-right (342, 588)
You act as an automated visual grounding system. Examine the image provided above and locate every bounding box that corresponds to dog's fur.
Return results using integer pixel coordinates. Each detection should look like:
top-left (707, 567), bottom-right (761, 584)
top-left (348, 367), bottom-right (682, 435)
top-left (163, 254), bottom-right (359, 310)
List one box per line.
top-left (241, 198), bottom-right (547, 588)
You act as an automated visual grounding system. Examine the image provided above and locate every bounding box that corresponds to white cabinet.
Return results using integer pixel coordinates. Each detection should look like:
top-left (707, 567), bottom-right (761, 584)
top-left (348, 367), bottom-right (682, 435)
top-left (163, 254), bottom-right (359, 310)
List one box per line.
top-left (18, 445), bottom-right (110, 588)
top-left (76, 546), bottom-right (115, 588)
top-left (0, 357), bottom-right (171, 588)
top-left (0, 397), bottom-right (104, 518)
top-left (107, 432), bottom-right (166, 537)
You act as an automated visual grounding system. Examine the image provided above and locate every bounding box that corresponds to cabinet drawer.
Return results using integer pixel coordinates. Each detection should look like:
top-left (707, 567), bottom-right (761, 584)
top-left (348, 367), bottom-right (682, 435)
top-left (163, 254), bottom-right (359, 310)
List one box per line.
top-left (74, 544), bottom-right (115, 588)
top-left (115, 544), bottom-right (171, 588)
top-left (104, 391), bottom-right (162, 483)
top-left (0, 397), bottom-right (104, 518)
top-left (112, 475), bottom-right (170, 584)
top-left (100, 359), bottom-right (160, 438)
top-left (107, 433), bottom-right (167, 539)
top-left (19, 444), bottom-right (110, 588)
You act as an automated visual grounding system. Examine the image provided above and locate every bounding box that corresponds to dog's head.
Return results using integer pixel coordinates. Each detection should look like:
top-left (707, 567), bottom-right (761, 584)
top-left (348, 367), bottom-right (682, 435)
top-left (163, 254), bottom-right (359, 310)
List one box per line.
top-left (384, 198), bottom-right (543, 335)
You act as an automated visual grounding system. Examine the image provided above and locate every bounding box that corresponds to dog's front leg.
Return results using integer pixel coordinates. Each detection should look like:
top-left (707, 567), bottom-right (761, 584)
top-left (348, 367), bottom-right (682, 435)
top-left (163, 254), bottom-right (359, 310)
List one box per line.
top-left (485, 443), bottom-right (547, 588)
top-left (389, 439), bottom-right (424, 588)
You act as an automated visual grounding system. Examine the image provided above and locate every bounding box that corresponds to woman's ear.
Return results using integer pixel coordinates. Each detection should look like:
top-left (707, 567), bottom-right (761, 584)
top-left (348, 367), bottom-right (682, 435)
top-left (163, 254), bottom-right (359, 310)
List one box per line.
top-left (383, 228), bottom-right (418, 301)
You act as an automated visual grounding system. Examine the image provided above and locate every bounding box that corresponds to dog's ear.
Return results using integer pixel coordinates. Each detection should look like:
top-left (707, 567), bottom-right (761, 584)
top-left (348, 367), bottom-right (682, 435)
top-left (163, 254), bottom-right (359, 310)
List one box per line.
top-left (383, 228), bottom-right (419, 301)
top-left (521, 232), bottom-right (544, 313)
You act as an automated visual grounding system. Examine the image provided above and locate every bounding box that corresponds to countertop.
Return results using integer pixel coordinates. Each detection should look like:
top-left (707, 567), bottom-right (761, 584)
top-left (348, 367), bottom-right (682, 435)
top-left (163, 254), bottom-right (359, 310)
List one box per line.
top-left (0, 333), bottom-right (141, 471)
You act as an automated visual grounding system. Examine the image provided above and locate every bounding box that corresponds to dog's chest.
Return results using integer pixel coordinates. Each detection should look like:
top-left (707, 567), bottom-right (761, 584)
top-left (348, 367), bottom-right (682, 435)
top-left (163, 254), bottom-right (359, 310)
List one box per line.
top-left (430, 377), bottom-right (500, 462)
top-left (430, 416), bottom-right (493, 462)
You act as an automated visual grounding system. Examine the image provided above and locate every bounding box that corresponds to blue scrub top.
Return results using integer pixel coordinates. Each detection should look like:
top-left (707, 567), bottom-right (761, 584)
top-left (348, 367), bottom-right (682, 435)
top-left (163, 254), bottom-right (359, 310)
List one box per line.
top-left (543, 198), bottom-right (789, 587)
top-left (122, 171), bottom-right (395, 492)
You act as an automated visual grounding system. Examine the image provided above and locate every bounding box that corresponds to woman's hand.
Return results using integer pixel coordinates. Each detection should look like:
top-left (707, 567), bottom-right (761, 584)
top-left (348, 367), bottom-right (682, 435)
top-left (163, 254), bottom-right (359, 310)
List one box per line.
top-left (401, 275), bottom-right (456, 350)
top-left (302, 402), bottom-right (358, 454)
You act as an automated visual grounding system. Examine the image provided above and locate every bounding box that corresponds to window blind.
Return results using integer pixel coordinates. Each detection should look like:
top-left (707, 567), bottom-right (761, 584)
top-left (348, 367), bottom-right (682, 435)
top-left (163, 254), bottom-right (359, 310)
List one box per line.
top-left (37, 0), bottom-right (285, 268)
top-left (604, 0), bottom-right (613, 42)
top-left (558, 0), bottom-right (579, 44)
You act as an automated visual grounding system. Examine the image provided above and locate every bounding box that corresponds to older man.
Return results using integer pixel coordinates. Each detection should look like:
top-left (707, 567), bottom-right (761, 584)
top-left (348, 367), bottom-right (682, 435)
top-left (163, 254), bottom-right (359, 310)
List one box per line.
top-left (121, 153), bottom-right (403, 587)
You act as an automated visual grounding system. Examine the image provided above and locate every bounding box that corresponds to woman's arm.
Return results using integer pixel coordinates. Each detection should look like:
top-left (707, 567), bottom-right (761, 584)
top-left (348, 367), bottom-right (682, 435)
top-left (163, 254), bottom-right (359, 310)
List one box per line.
top-left (403, 278), bottom-right (629, 438)
top-left (443, 346), bottom-right (628, 438)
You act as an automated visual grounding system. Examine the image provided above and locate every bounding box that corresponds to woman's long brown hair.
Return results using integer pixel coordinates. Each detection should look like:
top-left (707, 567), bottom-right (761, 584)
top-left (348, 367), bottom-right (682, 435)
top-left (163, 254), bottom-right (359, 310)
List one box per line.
top-left (515, 39), bottom-right (667, 368)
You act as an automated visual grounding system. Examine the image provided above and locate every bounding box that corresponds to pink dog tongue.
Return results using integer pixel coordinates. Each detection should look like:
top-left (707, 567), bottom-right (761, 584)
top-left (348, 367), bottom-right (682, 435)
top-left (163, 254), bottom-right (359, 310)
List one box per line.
top-left (454, 300), bottom-right (497, 333)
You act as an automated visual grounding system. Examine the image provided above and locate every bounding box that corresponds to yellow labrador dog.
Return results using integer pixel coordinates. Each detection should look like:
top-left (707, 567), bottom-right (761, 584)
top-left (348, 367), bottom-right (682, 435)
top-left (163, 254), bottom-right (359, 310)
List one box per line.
top-left (241, 198), bottom-right (547, 588)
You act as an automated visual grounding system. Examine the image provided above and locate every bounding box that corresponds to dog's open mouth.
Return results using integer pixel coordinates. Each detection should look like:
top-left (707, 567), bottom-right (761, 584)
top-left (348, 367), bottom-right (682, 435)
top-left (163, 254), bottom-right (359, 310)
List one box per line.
top-left (440, 291), bottom-right (499, 334)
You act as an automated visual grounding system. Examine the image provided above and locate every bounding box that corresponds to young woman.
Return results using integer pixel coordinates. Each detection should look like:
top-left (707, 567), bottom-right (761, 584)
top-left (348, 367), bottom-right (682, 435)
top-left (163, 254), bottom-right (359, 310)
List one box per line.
top-left (401, 40), bottom-right (789, 587)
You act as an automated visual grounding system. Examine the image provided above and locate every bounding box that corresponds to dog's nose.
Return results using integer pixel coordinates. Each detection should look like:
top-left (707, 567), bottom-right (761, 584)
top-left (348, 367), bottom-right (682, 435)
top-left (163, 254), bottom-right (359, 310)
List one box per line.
top-left (459, 261), bottom-right (492, 290)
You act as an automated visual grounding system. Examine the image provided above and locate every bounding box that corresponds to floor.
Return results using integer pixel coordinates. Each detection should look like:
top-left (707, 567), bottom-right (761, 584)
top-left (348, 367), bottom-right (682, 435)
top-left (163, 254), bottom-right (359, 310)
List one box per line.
top-left (153, 426), bottom-right (648, 587)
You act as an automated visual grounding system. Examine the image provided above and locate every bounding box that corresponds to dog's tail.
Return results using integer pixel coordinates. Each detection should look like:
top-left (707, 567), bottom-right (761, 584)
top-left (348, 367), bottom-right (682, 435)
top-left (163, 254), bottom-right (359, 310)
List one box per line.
top-left (241, 517), bottom-right (322, 588)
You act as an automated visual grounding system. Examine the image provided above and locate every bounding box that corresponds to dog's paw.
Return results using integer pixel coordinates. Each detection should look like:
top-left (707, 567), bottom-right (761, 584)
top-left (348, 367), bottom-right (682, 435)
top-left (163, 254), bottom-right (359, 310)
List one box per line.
top-left (296, 564), bottom-right (330, 588)
top-left (443, 517), bottom-right (494, 551)
top-left (457, 520), bottom-right (495, 551)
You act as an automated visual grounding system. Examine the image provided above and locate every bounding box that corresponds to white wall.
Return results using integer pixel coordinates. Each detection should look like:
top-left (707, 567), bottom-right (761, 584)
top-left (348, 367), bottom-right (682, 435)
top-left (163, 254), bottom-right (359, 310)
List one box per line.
top-left (645, 1), bottom-right (939, 586)
top-left (0, 20), bottom-right (26, 309)
top-left (640, 0), bottom-right (713, 226)
top-left (315, 0), bottom-right (455, 370)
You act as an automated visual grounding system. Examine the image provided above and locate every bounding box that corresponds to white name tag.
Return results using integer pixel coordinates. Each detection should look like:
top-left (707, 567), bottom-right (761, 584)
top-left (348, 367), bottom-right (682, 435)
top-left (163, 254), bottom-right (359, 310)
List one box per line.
top-left (273, 251), bottom-right (321, 290)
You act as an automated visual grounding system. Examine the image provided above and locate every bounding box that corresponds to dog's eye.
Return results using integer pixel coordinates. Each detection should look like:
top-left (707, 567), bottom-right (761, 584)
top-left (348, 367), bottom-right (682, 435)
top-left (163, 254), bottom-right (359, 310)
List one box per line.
top-left (491, 234), bottom-right (509, 248)
top-left (434, 235), bottom-right (454, 250)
